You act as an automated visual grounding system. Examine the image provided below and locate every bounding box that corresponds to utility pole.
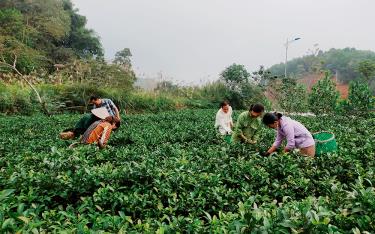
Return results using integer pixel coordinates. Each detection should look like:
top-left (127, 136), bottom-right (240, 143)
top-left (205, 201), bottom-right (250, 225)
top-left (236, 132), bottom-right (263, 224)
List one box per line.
top-left (284, 37), bottom-right (301, 78)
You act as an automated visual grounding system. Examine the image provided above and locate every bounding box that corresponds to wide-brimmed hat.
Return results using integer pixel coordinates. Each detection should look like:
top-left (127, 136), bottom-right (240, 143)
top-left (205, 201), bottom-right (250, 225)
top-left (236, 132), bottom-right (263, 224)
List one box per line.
top-left (91, 107), bottom-right (110, 119)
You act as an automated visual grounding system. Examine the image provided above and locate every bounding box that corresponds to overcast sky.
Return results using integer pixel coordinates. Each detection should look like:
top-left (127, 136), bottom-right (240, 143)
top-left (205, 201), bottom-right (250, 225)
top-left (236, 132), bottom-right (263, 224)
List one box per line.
top-left (71, 0), bottom-right (375, 85)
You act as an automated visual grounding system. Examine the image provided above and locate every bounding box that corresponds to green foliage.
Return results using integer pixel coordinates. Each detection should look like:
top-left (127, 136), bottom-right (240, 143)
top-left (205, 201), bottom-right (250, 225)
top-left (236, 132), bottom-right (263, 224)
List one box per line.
top-left (62, 1), bottom-right (103, 59)
top-left (251, 65), bottom-right (277, 86)
top-left (0, 83), bottom-right (37, 115)
top-left (238, 82), bottom-right (268, 109)
top-left (0, 8), bottom-right (24, 39)
top-left (197, 81), bottom-right (228, 105)
top-left (221, 63), bottom-right (250, 92)
top-left (357, 60), bottom-right (375, 84)
top-left (309, 71), bottom-right (339, 114)
top-left (272, 78), bottom-right (309, 113)
top-left (1, 110), bottom-right (375, 232)
top-left (0, 82), bottom-right (222, 115)
top-left (114, 48), bottom-right (132, 69)
top-left (0, 36), bottom-right (46, 74)
top-left (126, 92), bottom-right (181, 113)
top-left (220, 64), bottom-right (266, 109)
top-left (346, 80), bottom-right (373, 114)
top-left (269, 48), bottom-right (375, 84)
top-left (58, 59), bottom-right (136, 90)
top-left (0, 0), bottom-right (103, 72)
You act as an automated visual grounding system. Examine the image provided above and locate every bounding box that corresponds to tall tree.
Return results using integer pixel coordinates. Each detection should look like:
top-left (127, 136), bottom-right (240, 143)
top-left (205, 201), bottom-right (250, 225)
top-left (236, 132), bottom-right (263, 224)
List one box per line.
top-left (220, 64), bottom-right (266, 108)
top-left (220, 63), bottom-right (250, 92)
top-left (114, 48), bottom-right (132, 70)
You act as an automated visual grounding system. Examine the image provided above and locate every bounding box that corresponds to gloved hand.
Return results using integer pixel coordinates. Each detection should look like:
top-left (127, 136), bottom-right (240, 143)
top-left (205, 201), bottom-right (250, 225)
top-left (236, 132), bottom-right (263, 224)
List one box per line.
top-left (260, 151), bottom-right (270, 157)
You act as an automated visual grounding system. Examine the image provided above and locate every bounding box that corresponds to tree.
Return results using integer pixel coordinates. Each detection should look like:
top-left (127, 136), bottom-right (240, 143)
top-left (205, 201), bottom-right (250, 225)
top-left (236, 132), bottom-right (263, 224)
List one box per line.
top-left (0, 0), bottom-right (103, 68)
top-left (155, 81), bottom-right (179, 93)
top-left (0, 36), bottom-right (45, 74)
top-left (308, 71), bottom-right (339, 115)
top-left (220, 64), bottom-right (267, 109)
top-left (268, 48), bottom-right (375, 83)
top-left (220, 63), bottom-right (250, 92)
top-left (251, 65), bottom-right (277, 87)
top-left (60, 59), bottom-right (136, 90)
top-left (273, 78), bottom-right (308, 113)
top-left (358, 60), bottom-right (375, 84)
top-left (347, 80), bottom-right (373, 114)
top-left (114, 48), bottom-right (132, 70)
top-left (240, 82), bottom-right (268, 109)
top-left (60, 0), bottom-right (103, 60)
top-left (0, 9), bottom-right (24, 39)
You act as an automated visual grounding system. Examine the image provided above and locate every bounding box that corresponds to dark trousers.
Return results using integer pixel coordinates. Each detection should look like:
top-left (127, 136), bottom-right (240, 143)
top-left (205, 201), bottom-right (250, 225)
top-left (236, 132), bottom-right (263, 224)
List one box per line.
top-left (63, 114), bottom-right (100, 137)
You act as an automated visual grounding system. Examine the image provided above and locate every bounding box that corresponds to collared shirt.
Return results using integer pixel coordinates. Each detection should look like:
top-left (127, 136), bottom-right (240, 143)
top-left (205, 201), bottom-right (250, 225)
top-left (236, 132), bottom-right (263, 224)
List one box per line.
top-left (81, 120), bottom-right (113, 146)
top-left (94, 98), bottom-right (117, 117)
top-left (215, 106), bottom-right (233, 135)
top-left (232, 111), bottom-right (262, 142)
top-left (273, 116), bottom-right (315, 150)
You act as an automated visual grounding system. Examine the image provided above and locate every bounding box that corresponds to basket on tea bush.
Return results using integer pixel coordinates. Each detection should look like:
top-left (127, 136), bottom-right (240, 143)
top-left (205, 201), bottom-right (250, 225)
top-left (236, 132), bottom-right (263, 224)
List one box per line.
top-left (313, 131), bottom-right (337, 156)
top-left (224, 134), bottom-right (232, 144)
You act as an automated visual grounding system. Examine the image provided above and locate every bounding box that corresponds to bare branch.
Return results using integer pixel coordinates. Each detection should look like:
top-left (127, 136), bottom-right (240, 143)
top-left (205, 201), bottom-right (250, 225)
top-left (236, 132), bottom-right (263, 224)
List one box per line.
top-left (0, 58), bottom-right (50, 115)
top-left (12, 53), bottom-right (17, 69)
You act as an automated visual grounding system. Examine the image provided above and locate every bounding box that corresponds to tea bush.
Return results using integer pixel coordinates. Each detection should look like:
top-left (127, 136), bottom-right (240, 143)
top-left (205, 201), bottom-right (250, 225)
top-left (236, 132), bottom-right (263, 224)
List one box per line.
top-left (0, 110), bottom-right (374, 232)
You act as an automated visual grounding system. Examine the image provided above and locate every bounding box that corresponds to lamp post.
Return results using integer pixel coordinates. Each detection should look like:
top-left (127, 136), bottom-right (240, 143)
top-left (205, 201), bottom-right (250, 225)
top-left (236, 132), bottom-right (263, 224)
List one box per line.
top-left (284, 37), bottom-right (301, 78)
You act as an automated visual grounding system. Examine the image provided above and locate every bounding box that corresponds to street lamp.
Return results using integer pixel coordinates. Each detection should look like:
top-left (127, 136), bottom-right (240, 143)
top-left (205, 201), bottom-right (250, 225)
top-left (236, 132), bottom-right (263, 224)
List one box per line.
top-left (284, 37), bottom-right (301, 78)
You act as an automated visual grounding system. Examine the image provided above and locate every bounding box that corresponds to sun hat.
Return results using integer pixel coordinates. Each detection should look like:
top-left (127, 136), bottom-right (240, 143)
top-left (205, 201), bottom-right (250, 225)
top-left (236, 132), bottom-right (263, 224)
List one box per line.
top-left (91, 107), bottom-right (110, 120)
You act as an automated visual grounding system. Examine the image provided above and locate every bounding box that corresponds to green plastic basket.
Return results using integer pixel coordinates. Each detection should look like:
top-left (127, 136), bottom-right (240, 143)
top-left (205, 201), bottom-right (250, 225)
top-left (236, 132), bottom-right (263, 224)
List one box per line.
top-left (224, 134), bottom-right (232, 144)
top-left (313, 131), bottom-right (337, 156)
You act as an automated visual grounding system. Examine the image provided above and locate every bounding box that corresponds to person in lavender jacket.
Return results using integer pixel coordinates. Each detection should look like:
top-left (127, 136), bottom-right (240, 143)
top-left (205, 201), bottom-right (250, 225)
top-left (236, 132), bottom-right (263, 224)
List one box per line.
top-left (262, 112), bottom-right (315, 157)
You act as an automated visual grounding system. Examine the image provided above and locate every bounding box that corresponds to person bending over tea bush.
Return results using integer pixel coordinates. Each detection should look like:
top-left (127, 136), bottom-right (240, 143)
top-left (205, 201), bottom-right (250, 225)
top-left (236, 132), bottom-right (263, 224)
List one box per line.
top-left (60, 96), bottom-right (121, 140)
top-left (231, 104), bottom-right (264, 144)
top-left (262, 112), bottom-right (315, 157)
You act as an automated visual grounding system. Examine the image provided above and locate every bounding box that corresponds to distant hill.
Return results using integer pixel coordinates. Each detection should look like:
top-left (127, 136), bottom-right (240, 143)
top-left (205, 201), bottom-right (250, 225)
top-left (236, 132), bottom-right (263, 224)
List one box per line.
top-left (268, 48), bottom-right (375, 83)
top-left (297, 73), bottom-right (349, 99)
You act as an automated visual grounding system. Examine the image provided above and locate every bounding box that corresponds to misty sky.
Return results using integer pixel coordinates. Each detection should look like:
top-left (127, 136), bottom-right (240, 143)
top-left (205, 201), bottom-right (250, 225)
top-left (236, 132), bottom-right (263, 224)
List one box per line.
top-left (71, 0), bottom-right (375, 85)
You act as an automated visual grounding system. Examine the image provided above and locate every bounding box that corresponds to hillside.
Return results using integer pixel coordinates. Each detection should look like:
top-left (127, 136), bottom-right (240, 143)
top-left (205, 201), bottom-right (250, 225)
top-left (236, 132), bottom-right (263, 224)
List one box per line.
top-left (0, 0), bottom-right (103, 73)
top-left (268, 48), bottom-right (375, 84)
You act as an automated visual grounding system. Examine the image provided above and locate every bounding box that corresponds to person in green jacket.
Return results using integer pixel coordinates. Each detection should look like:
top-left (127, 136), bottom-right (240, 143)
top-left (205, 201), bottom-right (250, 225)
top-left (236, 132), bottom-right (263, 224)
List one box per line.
top-left (232, 104), bottom-right (265, 144)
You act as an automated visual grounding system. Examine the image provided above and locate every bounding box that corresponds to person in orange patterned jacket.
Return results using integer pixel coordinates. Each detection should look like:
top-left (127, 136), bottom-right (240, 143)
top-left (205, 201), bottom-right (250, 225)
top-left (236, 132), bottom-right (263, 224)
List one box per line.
top-left (80, 116), bottom-right (120, 149)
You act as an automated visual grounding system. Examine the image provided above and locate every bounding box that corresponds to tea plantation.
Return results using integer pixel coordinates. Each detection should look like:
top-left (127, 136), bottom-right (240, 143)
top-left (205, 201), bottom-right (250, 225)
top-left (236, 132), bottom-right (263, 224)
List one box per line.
top-left (0, 110), bottom-right (374, 233)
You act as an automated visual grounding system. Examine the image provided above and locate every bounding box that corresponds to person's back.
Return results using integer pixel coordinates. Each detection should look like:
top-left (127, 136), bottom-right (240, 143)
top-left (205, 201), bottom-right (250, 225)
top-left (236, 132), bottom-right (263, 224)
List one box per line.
top-left (277, 116), bottom-right (314, 149)
top-left (81, 120), bottom-right (114, 147)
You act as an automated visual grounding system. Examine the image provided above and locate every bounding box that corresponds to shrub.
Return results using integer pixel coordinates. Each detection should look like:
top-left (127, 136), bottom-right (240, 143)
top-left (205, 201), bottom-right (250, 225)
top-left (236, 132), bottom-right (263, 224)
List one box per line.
top-left (347, 80), bottom-right (373, 114)
top-left (309, 71), bottom-right (339, 114)
top-left (0, 84), bottom-right (36, 115)
top-left (271, 78), bottom-right (309, 113)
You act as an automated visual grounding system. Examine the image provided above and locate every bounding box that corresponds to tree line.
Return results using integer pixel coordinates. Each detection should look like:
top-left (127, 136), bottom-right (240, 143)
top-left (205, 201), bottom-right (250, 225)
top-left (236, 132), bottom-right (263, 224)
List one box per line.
top-left (268, 47), bottom-right (375, 85)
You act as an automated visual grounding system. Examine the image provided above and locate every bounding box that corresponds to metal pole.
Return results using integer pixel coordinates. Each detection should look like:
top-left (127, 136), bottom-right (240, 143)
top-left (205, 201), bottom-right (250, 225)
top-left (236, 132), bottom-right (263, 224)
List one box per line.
top-left (285, 38), bottom-right (288, 78)
top-left (284, 37), bottom-right (301, 78)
